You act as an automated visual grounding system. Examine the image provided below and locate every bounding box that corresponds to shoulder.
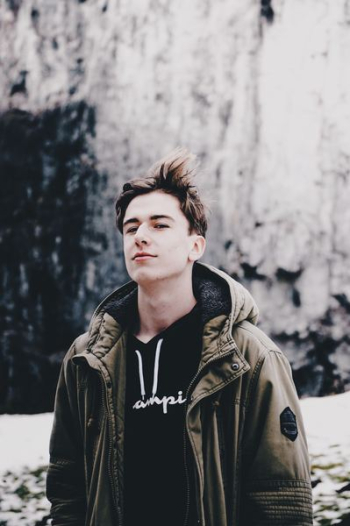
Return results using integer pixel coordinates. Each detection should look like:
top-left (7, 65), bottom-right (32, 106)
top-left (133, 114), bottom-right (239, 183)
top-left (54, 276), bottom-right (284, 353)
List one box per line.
top-left (231, 322), bottom-right (300, 418)
top-left (73, 332), bottom-right (90, 354)
top-left (232, 320), bottom-right (292, 380)
top-left (233, 319), bottom-right (280, 354)
top-left (62, 332), bottom-right (90, 366)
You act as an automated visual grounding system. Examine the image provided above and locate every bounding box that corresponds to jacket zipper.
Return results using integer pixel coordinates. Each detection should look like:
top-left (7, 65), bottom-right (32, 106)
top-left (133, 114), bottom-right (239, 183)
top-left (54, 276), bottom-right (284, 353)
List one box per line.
top-left (183, 346), bottom-right (236, 526)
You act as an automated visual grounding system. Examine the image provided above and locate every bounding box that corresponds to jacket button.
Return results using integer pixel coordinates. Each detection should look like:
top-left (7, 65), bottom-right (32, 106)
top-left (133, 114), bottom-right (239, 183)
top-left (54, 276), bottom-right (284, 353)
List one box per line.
top-left (87, 417), bottom-right (95, 429)
top-left (231, 362), bottom-right (240, 371)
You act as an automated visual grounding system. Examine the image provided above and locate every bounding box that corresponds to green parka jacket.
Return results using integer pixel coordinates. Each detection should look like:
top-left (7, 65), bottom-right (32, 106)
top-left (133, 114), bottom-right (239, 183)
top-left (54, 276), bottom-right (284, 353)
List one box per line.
top-left (47, 262), bottom-right (313, 526)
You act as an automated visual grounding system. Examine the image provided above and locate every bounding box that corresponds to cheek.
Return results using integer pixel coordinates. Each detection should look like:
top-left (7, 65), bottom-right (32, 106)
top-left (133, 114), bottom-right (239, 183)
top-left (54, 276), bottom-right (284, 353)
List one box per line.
top-left (123, 237), bottom-right (132, 252)
top-left (123, 241), bottom-right (133, 265)
top-left (169, 241), bottom-right (192, 261)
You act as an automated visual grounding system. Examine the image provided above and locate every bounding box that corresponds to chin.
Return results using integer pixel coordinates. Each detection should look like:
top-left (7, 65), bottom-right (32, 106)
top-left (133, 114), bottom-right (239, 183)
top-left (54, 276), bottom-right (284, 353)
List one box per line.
top-left (129, 268), bottom-right (158, 284)
top-left (133, 267), bottom-right (178, 285)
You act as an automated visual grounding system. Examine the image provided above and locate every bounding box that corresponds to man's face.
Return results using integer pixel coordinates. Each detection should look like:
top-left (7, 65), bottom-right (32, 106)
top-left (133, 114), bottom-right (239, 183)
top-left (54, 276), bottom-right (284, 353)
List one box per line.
top-left (122, 190), bottom-right (205, 285)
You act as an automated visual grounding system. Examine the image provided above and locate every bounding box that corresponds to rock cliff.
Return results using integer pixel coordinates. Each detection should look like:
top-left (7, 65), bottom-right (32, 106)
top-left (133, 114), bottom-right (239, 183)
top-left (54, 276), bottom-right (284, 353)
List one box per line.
top-left (1, 0), bottom-right (349, 412)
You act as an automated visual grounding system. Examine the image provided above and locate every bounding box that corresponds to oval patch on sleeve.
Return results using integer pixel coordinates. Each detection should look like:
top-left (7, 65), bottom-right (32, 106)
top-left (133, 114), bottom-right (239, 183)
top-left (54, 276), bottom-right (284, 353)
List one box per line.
top-left (280, 407), bottom-right (298, 442)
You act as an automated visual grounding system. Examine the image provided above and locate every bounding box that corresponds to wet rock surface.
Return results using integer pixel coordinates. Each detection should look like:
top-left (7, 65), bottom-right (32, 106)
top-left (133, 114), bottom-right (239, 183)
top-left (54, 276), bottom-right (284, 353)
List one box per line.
top-left (0, 104), bottom-right (125, 413)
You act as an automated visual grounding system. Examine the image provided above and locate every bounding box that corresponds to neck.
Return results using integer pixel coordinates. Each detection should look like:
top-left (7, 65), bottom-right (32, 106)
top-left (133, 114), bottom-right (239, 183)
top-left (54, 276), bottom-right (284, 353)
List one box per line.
top-left (135, 271), bottom-right (196, 343)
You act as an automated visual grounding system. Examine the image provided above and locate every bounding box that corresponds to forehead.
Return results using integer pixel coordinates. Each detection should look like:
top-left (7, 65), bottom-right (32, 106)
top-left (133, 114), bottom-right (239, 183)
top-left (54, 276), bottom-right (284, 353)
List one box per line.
top-left (124, 191), bottom-right (186, 222)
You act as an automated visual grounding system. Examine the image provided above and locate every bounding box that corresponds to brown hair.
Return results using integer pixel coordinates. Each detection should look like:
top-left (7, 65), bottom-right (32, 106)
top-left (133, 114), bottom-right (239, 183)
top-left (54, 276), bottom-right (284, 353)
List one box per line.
top-left (115, 148), bottom-right (208, 237)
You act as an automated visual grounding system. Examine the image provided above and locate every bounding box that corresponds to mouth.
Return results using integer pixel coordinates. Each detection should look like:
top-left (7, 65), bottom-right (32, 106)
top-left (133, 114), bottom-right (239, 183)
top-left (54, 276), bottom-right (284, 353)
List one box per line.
top-left (133, 253), bottom-right (157, 261)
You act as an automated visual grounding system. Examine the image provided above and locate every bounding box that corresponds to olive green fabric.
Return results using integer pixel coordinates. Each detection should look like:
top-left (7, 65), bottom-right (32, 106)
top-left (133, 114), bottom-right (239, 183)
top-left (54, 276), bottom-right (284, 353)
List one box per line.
top-left (47, 262), bottom-right (313, 525)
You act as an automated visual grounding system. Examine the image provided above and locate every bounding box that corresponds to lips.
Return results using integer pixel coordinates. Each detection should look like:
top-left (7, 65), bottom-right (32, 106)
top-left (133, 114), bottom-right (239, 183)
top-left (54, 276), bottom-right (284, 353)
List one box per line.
top-left (133, 252), bottom-right (156, 260)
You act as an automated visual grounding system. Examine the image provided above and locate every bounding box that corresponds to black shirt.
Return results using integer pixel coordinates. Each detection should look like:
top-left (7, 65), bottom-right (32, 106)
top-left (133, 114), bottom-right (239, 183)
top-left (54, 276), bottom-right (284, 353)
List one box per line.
top-left (124, 305), bottom-right (202, 526)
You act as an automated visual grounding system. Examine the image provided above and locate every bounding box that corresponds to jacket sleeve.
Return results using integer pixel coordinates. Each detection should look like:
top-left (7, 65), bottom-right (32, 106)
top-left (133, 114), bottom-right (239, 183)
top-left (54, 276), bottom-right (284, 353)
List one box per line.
top-left (46, 337), bottom-right (87, 526)
top-left (240, 348), bottom-right (313, 526)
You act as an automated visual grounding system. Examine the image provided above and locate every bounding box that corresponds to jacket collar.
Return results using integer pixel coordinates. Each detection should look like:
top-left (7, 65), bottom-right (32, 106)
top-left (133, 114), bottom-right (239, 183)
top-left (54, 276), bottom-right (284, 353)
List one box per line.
top-left (81, 262), bottom-right (259, 364)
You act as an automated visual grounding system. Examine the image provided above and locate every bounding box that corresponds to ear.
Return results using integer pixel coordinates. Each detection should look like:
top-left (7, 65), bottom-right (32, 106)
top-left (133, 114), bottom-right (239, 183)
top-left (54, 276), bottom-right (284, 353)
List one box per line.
top-left (188, 235), bottom-right (206, 262)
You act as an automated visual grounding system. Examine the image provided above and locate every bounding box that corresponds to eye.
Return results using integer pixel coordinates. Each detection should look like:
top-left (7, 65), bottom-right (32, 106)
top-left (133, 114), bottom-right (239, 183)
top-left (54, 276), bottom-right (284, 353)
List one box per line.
top-left (154, 224), bottom-right (169, 229)
top-left (125, 226), bottom-right (138, 234)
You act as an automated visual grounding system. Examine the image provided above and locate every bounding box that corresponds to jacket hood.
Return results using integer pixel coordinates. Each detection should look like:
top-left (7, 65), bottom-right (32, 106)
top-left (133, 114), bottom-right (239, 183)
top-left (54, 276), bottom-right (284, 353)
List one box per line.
top-left (88, 262), bottom-right (259, 338)
top-left (193, 263), bottom-right (259, 328)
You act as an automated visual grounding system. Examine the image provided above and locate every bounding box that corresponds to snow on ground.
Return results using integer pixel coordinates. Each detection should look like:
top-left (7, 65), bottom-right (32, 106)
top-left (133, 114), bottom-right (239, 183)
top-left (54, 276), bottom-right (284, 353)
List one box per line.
top-left (302, 392), bottom-right (350, 525)
top-left (0, 394), bottom-right (350, 525)
top-left (302, 392), bottom-right (350, 444)
top-left (0, 414), bottom-right (53, 472)
top-left (0, 414), bottom-right (53, 526)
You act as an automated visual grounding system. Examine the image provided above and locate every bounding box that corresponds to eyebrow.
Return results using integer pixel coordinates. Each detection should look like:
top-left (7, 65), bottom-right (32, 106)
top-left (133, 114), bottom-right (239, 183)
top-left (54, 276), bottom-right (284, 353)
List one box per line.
top-left (123, 214), bottom-right (175, 228)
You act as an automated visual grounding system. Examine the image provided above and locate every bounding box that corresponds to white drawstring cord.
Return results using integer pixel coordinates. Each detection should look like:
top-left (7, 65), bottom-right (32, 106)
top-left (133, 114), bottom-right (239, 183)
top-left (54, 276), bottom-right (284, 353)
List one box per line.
top-left (135, 338), bottom-right (163, 400)
top-left (152, 338), bottom-right (163, 397)
top-left (135, 350), bottom-right (146, 400)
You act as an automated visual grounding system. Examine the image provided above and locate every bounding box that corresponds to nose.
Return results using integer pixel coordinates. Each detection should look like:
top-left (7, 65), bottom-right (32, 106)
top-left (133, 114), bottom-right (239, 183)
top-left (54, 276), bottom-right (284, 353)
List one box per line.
top-left (134, 223), bottom-right (150, 245)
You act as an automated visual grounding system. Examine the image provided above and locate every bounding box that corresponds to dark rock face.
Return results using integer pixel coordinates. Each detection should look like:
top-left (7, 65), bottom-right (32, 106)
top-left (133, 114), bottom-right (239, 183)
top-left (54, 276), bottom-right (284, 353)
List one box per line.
top-left (260, 0), bottom-right (274, 22)
top-left (0, 103), bottom-right (118, 413)
top-left (275, 327), bottom-right (347, 399)
top-left (236, 267), bottom-right (350, 399)
top-left (280, 291), bottom-right (350, 397)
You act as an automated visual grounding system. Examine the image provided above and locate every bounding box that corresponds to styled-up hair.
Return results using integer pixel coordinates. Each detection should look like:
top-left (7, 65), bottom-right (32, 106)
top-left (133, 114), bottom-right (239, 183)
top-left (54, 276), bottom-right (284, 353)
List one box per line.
top-left (115, 148), bottom-right (208, 237)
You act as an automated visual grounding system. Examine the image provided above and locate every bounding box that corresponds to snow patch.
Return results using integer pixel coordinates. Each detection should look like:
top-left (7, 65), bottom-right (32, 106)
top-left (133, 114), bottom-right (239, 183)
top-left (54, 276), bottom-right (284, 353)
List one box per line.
top-left (0, 413), bottom-right (53, 471)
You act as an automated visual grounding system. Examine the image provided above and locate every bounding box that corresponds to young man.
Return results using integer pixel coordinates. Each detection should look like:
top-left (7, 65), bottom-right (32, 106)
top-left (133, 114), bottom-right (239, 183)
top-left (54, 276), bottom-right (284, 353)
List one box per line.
top-left (47, 150), bottom-right (313, 526)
